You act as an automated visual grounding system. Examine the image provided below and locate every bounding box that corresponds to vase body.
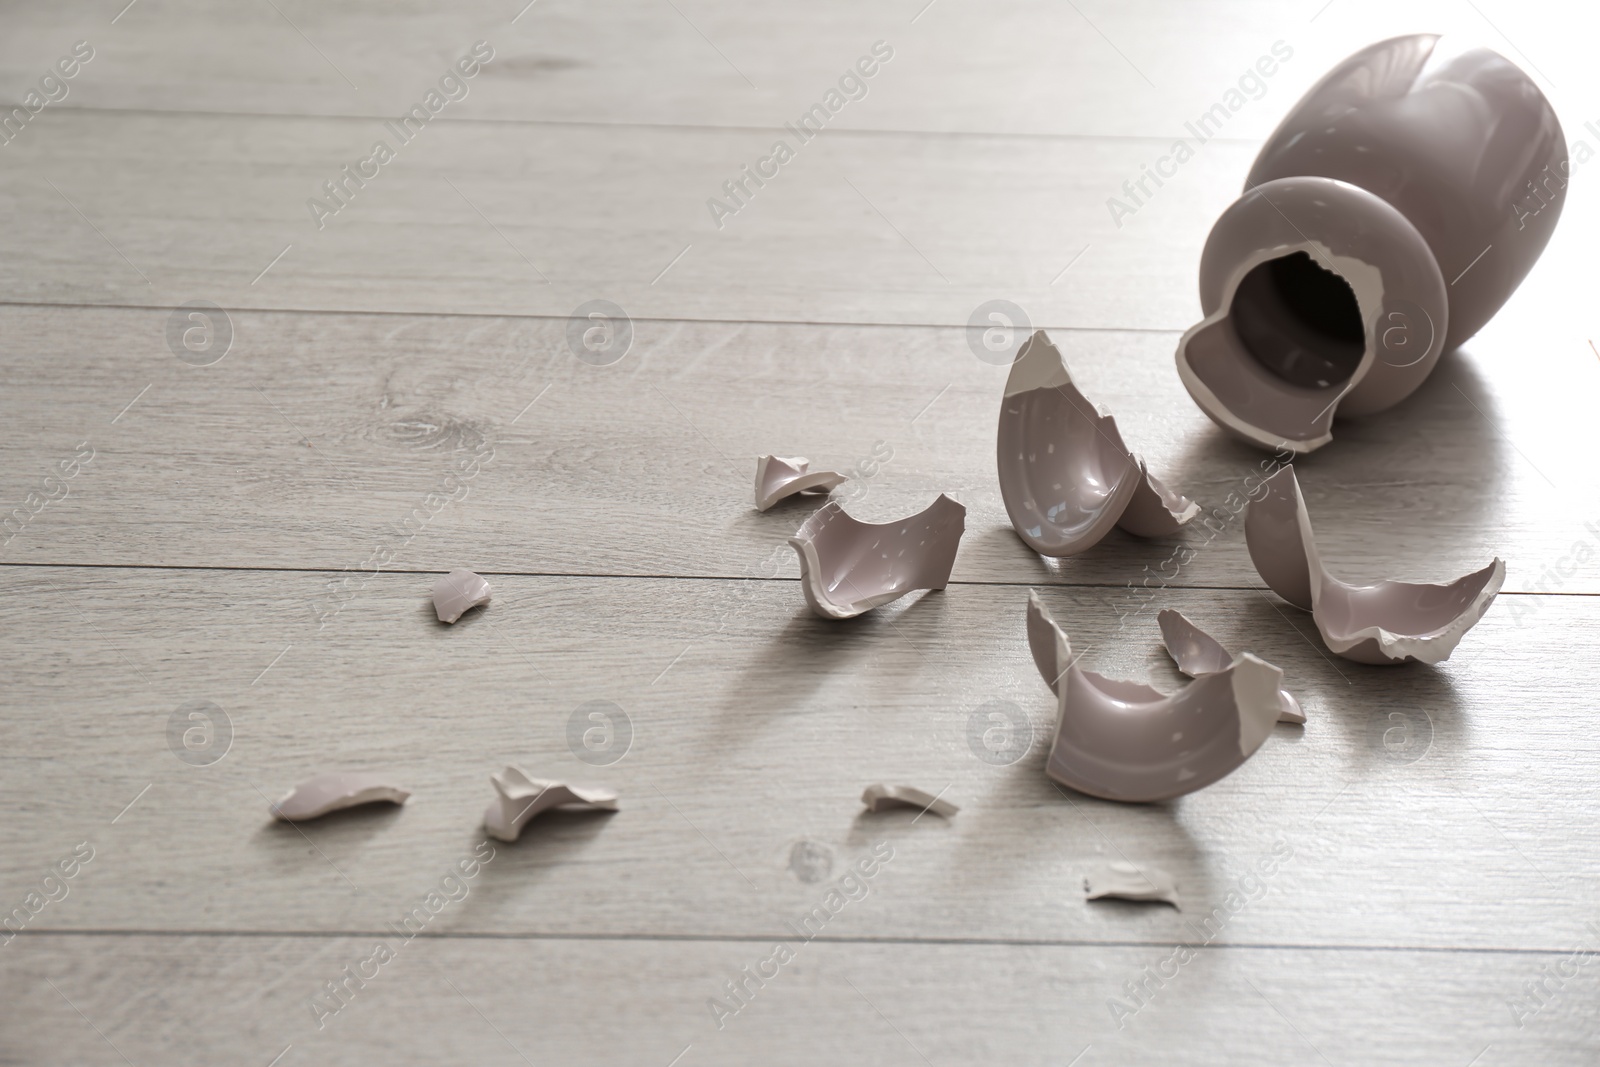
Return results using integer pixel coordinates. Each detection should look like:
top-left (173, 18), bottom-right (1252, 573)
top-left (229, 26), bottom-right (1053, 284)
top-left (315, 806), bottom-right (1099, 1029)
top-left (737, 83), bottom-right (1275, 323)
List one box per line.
top-left (1176, 34), bottom-right (1567, 453)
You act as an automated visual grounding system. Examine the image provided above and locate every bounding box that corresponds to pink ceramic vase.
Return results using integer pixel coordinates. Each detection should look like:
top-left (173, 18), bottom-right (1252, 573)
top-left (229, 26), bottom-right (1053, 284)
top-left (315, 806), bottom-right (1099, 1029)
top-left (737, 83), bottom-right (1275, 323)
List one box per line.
top-left (1176, 34), bottom-right (1567, 452)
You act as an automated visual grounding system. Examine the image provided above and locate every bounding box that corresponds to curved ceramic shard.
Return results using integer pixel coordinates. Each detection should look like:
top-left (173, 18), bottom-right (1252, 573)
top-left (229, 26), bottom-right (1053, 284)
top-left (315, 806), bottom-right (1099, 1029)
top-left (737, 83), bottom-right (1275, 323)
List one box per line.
top-left (270, 772), bottom-right (410, 821)
top-left (1244, 466), bottom-right (1505, 664)
top-left (1118, 460), bottom-right (1202, 537)
top-left (1026, 589), bottom-right (1075, 696)
top-left (788, 495), bottom-right (965, 619)
top-left (861, 783), bottom-right (958, 819)
top-left (433, 570), bottom-right (492, 624)
top-left (1157, 609), bottom-right (1304, 725)
top-left (1027, 593), bottom-right (1283, 803)
top-left (1084, 860), bottom-right (1180, 909)
top-left (755, 455), bottom-right (847, 511)
top-left (1177, 36), bottom-right (1564, 453)
top-left (998, 331), bottom-right (1196, 555)
top-left (482, 766), bottom-right (619, 843)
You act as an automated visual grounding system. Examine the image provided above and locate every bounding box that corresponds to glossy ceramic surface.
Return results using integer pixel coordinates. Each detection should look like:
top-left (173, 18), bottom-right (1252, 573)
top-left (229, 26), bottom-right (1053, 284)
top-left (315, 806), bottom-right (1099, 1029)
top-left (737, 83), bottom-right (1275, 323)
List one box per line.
top-left (1029, 592), bottom-right (1283, 803)
top-left (788, 495), bottom-right (965, 619)
top-left (1244, 465), bottom-right (1504, 664)
top-left (1000, 331), bottom-right (1196, 553)
top-left (1157, 609), bottom-right (1304, 724)
top-left (1178, 35), bottom-right (1566, 452)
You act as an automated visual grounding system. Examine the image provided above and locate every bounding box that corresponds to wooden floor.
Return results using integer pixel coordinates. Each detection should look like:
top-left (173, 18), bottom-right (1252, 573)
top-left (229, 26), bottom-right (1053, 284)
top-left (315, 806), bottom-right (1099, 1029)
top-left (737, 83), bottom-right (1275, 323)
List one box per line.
top-left (4, 2), bottom-right (1599, 1064)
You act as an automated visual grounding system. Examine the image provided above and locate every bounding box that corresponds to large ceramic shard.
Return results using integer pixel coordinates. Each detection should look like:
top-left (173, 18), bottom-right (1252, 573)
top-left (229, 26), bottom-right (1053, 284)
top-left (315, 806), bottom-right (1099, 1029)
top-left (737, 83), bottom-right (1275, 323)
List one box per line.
top-left (1244, 466), bottom-right (1504, 664)
top-left (754, 455), bottom-right (847, 511)
top-left (788, 495), bottom-right (965, 619)
top-left (270, 772), bottom-right (410, 821)
top-left (433, 570), bottom-right (492, 624)
top-left (998, 331), bottom-right (1197, 555)
top-left (860, 783), bottom-right (958, 819)
top-left (1027, 592), bottom-right (1282, 803)
top-left (1084, 860), bottom-right (1180, 908)
top-left (482, 765), bottom-right (619, 842)
top-left (1157, 609), bottom-right (1304, 724)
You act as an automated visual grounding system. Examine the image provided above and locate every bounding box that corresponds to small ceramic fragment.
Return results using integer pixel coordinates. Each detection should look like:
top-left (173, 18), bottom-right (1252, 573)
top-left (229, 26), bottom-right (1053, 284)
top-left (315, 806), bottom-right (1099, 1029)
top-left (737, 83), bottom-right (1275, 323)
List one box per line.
top-left (433, 569), bottom-right (492, 624)
top-left (861, 784), bottom-right (958, 819)
top-left (1245, 466), bottom-right (1504, 664)
top-left (270, 772), bottom-right (410, 821)
top-left (1084, 860), bottom-right (1180, 908)
top-left (998, 331), bottom-right (1197, 555)
top-left (1157, 609), bottom-right (1304, 724)
top-left (755, 455), bottom-right (847, 511)
top-left (788, 495), bottom-right (965, 619)
top-left (1028, 592), bottom-right (1282, 803)
top-left (482, 765), bottom-right (619, 842)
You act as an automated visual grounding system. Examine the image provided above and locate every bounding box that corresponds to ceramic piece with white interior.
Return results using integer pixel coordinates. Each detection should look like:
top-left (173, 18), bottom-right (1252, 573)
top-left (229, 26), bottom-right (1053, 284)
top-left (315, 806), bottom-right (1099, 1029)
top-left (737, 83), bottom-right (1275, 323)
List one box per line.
top-left (788, 495), bottom-right (965, 619)
top-left (1244, 466), bottom-right (1503, 664)
top-left (998, 330), bottom-right (1197, 556)
top-left (1028, 592), bottom-right (1283, 803)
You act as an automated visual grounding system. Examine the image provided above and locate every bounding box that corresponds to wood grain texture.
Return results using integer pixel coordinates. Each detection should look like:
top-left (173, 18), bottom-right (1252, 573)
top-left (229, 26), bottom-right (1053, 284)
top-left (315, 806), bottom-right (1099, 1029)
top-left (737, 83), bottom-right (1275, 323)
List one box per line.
top-left (4, 1), bottom-right (1599, 1061)
top-left (0, 303), bottom-right (1593, 593)
top-left (2, 0), bottom-right (1596, 139)
top-left (0, 107), bottom-right (1248, 327)
top-left (0, 568), bottom-right (1593, 955)
top-left (5, 933), bottom-right (1595, 1066)
top-left (0, 101), bottom-right (1590, 335)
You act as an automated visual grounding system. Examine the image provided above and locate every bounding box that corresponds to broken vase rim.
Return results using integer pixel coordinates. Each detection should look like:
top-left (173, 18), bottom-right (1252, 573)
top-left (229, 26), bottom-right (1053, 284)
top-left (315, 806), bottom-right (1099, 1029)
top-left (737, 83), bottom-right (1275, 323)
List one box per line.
top-left (1243, 465), bottom-right (1504, 664)
top-left (1177, 35), bottom-right (1565, 453)
top-left (998, 329), bottom-right (1197, 556)
top-left (1175, 178), bottom-right (1446, 454)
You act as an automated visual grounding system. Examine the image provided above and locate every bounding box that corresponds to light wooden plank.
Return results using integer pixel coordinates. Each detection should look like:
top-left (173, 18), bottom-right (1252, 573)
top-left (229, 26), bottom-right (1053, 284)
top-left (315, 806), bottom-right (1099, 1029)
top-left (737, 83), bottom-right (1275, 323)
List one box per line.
top-left (0, 107), bottom-right (1245, 328)
top-left (0, 303), bottom-right (1592, 594)
top-left (0, 96), bottom-right (1593, 336)
top-left (1, 568), bottom-right (1593, 952)
top-left (2, 0), bottom-right (1596, 142)
top-left (4, 933), bottom-right (1594, 1065)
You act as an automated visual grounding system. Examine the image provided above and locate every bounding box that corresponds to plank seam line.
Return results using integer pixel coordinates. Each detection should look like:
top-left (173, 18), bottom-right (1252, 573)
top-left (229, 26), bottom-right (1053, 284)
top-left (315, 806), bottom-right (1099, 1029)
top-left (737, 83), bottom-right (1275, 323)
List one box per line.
top-left (0, 563), bottom-right (1583, 597)
top-left (3, 928), bottom-right (1583, 957)
top-left (46, 103), bottom-right (1267, 146)
top-left (0, 299), bottom-right (1183, 335)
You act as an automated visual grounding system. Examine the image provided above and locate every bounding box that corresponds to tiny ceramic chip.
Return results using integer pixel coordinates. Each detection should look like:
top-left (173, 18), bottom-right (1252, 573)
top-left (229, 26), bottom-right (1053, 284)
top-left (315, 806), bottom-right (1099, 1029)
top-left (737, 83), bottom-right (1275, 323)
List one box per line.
top-left (1084, 860), bottom-right (1180, 908)
top-left (482, 765), bottom-right (619, 842)
top-left (860, 784), bottom-right (958, 819)
top-left (433, 569), bottom-right (492, 624)
top-left (270, 772), bottom-right (410, 821)
top-left (755, 455), bottom-right (847, 511)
